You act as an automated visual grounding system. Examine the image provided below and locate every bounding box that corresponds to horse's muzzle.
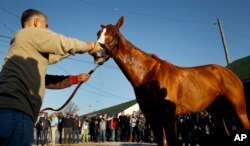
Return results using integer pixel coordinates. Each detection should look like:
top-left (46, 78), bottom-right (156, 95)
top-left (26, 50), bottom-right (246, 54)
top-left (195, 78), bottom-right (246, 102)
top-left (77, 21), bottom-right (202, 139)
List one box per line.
top-left (92, 48), bottom-right (109, 65)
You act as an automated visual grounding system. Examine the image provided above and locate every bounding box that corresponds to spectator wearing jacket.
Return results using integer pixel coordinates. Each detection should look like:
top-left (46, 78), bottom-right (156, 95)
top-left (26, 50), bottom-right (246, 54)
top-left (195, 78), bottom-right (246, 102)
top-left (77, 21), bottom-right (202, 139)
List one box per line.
top-left (129, 112), bottom-right (138, 142)
top-left (99, 116), bottom-right (107, 142)
top-left (81, 116), bottom-right (90, 142)
top-left (110, 115), bottom-right (119, 141)
top-left (39, 112), bottom-right (50, 145)
top-left (63, 114), bottom-right (74, 144)
top-left (72, 115), bottom-right (81, 143)
top-left (50, 113), bottom-right (58, 145)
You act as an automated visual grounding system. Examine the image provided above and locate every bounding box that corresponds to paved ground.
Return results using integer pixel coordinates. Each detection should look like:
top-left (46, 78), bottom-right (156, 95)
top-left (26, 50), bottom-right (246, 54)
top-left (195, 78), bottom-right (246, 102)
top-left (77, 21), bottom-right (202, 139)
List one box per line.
top-left (34, 142), bottom-right (157, 146)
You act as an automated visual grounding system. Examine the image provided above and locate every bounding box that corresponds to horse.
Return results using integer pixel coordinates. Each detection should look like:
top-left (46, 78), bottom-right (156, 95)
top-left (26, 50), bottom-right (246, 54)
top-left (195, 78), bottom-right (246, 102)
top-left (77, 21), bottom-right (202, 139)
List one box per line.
top-left (93, 16), bottom-right (250, 146)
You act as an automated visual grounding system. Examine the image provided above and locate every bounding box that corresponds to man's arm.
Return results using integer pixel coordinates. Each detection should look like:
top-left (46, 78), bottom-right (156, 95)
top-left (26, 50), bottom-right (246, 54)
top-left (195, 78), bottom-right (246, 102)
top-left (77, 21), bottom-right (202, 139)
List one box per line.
top-left (30, 28), bottom-right (94, 64)
top-left (45, 73), bottom-right (90, 89)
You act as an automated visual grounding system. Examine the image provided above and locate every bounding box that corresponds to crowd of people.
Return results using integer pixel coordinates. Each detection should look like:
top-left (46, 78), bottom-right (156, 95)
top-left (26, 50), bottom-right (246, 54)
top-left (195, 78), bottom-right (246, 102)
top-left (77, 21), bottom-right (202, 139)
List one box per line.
top-left (34, 111), bottom-right (154, 145)
top-left (34, 109), bottom-right (239, 146)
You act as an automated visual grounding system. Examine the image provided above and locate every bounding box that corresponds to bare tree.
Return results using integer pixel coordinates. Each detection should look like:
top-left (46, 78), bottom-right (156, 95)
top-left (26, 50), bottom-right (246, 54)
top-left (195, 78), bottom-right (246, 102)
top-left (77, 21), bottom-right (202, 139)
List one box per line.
top-left (61, 101), bottom-right (80, 115)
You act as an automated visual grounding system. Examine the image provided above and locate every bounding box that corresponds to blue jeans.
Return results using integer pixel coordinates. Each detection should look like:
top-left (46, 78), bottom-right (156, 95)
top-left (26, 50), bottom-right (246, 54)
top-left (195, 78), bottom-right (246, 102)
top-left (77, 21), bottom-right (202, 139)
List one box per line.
top-left (72, 129), bottom-right (80, 143)
top-left (139, 129), bottom-right (145, 141)
top-left (111, 129), bottom-right (115, 141)
top-left (0, 108), bottom-right (34, 146)
top-left (100, 129), bottom-right (106, 142)
top-left (40, 129), bottom-right (48, 145)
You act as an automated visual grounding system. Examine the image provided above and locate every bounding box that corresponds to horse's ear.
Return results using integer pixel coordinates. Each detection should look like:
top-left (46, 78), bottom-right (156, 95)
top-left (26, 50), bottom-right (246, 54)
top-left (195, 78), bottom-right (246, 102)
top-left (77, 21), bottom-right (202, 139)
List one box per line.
top-left (116, 16), bottom-right (124, 29)
top-left (101, 24), bottom-right (105, 28)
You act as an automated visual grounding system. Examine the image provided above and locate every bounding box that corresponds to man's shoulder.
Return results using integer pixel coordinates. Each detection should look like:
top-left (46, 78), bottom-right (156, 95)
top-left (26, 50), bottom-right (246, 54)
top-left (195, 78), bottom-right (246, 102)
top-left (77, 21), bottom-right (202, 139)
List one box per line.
top-left (17, 27), bottom-right (54, 35)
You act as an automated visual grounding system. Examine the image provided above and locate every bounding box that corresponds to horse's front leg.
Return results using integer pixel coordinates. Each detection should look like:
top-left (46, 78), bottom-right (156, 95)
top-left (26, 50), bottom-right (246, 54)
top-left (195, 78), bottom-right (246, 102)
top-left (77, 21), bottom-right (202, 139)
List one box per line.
top-left (144, 110), bottom-right (166, 146)
top-left (162, 100), bottom-right (177, 146)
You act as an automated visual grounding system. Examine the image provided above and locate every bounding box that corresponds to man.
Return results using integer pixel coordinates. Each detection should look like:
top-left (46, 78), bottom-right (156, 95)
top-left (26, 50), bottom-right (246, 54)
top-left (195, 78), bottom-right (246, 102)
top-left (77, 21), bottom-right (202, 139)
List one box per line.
top-left (50, 113), bottom-right (59, 145)
top-left (39, 112), bottom-right (50, 145)
top-left (81, 116), bottom-right (90, 142)
top-left (119, 111), bottom-right (127, 141)
top-left (57, 112), bottom-right (64, 144)
top-left (35, 112), bottom-right (44, 145)
top-left (0, 9), bottom-right (101, 145)
top-left (72, 115), bottom-right (81, 143)
top-left (63, 114), bottom-right (74, 144)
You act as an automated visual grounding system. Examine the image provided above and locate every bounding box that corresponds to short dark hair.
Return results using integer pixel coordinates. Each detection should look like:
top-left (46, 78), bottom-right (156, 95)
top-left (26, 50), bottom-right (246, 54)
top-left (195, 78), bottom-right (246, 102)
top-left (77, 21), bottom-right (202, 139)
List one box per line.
top-left (21, 9), bottom-right (46, 28)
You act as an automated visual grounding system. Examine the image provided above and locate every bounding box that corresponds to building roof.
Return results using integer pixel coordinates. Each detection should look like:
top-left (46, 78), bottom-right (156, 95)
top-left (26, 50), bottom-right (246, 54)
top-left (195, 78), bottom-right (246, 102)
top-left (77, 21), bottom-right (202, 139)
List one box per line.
top-left (84, 99), bottom-right (137, 117)
top-left (226, 55), bottom-right (250, 82)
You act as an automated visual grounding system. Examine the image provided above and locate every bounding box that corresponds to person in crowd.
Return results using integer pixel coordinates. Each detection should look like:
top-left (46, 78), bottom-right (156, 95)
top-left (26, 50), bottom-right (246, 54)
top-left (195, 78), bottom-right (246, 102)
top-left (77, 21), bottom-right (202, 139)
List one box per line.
top-left (177, 114), bottom-right (192, 146)
top-left (57, 112), bottom-right (64, 144)
top-left (125, 114), bottom-right (131, 141)
top-left (35, 112), bottom-right (44, 145)
top-left (119, 111), bottom-right (127, 142)
top-left (39, 112), bottom-right (51, 145)
top-left (106, 116), bottom-right (112, 141)
top-left (63, 114), bottom-right (74, 144)
top-left (72, 115), bottom-right (81, 144)
top-left (137, 112), bottom-right (146, 143)
top-left (0, 8), bottom-right (103, 145)
top-left (99, 115), bottom-right (107, 143)
top-left (110, 115), bottom-right (119, 142)
top-left (129, 111), bottom-right (138, 142)
top-left (89, 116), bottom-right (96, 142)
top-left (198, 110), bottom-right (214, 146)
top-left (50, 113), bottom-right (58, 145)
top-left (81, 116), bottom-right (90, 142)
top-left (94, 114), bottom-right (101, 142)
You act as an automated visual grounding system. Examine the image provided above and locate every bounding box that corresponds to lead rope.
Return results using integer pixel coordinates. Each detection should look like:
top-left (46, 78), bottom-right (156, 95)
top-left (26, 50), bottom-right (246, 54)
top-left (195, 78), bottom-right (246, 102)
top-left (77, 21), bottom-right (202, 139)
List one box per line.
top-left (41, 65), bottom-right (100, 112)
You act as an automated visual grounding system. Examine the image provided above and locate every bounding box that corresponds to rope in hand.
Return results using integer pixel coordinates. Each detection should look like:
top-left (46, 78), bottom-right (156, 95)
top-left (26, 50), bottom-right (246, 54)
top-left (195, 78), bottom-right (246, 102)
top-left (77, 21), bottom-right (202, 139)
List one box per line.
top-left (40, 65), bottom-right (100, 112)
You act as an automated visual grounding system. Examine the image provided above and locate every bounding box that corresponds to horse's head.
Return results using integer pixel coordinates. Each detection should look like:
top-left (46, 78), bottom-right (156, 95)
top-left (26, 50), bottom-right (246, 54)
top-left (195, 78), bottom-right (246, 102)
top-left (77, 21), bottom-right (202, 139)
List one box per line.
top-left (91, 16), bottom-right (124, 64)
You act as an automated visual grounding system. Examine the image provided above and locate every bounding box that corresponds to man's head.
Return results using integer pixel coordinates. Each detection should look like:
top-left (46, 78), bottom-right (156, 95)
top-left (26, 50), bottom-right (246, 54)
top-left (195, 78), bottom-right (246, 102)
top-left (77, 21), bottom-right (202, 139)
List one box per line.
top-left (21, 9), bottom-right (48, 28)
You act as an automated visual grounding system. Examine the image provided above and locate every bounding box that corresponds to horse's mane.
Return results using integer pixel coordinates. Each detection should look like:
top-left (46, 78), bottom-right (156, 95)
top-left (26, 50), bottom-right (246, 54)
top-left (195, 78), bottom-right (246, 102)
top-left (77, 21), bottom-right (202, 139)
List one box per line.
top-left (150, 54), bottom-right (159, 59)
top-left (149, 53), bottom-right (164, 62)
top-left (148, 53), bottom-right (177, 68)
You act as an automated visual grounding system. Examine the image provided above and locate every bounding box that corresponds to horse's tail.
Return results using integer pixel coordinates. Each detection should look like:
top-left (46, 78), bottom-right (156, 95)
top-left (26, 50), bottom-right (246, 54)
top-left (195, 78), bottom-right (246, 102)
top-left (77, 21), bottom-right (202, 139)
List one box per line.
top-left (223, 112), bottom-right (231, 136)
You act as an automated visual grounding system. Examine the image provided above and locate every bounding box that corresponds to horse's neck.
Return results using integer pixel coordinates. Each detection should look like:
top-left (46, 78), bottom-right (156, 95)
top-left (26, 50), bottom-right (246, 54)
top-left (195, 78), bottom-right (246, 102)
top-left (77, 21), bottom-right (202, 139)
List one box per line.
top-left (112, 37), bottom-right (157, 87)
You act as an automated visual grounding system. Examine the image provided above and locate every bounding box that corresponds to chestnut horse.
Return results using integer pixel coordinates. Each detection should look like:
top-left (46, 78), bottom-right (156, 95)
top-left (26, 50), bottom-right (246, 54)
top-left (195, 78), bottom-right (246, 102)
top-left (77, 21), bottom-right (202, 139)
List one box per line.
top-left (94, 16), bottom-right (250, 146)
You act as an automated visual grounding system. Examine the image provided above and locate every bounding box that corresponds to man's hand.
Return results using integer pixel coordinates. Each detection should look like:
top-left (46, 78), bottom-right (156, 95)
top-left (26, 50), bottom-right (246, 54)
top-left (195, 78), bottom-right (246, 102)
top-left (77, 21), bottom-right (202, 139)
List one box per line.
top-left (88, 42), bottom-right (104, 55)
top-left (77, 73), bottom-right (90, 83)
top-left (87, 42), bottom-right (95, 51)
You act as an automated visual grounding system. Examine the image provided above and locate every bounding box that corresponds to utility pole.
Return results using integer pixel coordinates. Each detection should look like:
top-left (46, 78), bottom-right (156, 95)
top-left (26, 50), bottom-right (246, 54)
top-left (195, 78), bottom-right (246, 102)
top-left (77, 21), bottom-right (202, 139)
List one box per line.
top-left (217, 18), bottom-right (230, 65)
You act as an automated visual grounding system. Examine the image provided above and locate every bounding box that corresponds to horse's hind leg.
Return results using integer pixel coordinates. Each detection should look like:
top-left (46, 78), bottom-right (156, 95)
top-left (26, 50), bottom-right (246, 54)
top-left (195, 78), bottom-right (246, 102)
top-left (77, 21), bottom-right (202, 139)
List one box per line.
top-left (225, 92), bottom-right (250, 131)
top-left (237, 113), bottom-right (250, 130)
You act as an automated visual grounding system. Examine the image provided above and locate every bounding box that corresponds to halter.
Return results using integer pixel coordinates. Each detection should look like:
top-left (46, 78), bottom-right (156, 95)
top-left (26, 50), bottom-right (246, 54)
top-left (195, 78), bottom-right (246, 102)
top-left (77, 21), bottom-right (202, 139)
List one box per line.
top-left (41, 65), bottom-right (100, 112)
top-left (101, 30), bottom-right (120, 58)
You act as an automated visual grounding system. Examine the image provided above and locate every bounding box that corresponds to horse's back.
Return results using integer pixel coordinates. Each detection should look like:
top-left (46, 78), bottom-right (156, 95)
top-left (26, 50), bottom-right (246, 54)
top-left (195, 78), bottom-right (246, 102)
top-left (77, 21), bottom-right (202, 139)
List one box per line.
top-left (160, 62), bottom-right (244, 113)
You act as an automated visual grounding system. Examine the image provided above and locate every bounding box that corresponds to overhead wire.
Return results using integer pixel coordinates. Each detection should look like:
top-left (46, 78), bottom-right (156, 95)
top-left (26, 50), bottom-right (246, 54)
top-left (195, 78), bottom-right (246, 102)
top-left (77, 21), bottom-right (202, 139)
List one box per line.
top-left (0, 34), bottom-right (12, 39)
top-left (0, 7), bottom-right (19, 18)
top-left (0, 20), bottom-right (14, 33)
top-left (80, 0), bottom-right (215, 25)
top-left (224, 26), bottom-right (250, 41)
